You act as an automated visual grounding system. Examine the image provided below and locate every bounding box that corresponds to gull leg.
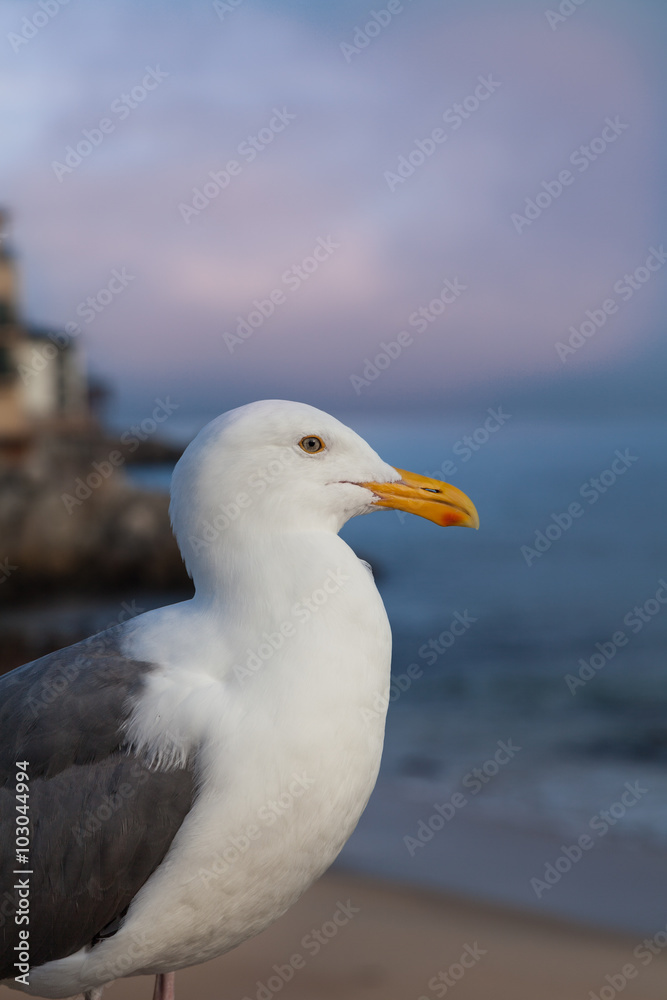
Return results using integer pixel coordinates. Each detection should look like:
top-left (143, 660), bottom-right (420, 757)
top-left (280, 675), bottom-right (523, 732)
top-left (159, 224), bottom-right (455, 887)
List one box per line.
top-left (84, 990), bottom-right (105, 1000)
top-left (153, 972), bottom-right (176, 1000)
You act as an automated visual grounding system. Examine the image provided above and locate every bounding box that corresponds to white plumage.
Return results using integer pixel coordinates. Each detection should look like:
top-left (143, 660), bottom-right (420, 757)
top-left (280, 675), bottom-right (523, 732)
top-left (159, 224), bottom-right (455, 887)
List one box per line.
top-left (3, 399), bottom-right (477, 1000)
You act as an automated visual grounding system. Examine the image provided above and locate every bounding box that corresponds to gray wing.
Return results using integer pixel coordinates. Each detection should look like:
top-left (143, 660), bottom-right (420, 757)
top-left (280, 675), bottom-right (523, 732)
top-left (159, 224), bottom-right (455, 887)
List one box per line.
top-left (0, 625), bottom-right (196, 977)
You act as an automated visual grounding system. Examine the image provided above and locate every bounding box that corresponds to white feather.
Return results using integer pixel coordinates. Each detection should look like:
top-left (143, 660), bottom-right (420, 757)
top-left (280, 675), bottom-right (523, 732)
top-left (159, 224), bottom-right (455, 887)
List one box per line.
top-left (13, 400), bottom-right (402, 998)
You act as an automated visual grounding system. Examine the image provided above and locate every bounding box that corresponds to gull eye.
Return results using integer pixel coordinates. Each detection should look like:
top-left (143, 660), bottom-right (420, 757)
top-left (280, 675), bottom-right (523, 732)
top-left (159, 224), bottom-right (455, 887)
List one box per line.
top-left (299, 435), bottom-right (326, 454)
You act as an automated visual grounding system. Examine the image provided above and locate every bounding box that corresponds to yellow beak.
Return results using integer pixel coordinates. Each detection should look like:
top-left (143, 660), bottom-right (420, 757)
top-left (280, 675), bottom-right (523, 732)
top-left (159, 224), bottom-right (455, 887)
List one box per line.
top-left (360, 467), bottom-right (479, 529)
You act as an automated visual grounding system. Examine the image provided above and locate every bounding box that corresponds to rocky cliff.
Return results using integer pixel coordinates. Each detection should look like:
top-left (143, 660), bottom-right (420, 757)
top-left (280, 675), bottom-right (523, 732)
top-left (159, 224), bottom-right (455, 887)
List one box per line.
top-left (0, 433), bottom-right (189, 599)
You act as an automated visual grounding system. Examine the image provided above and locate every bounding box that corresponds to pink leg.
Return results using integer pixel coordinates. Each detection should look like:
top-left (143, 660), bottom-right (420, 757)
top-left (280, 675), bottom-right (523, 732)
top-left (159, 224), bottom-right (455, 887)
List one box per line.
top-left (152, 972), bottom-right (176, 1000)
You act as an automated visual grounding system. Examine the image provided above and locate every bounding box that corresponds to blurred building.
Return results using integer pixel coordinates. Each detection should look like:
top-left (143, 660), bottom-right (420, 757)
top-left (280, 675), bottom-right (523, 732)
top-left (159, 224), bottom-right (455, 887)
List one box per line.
top-left (0, 210), bottom-right (96, 457)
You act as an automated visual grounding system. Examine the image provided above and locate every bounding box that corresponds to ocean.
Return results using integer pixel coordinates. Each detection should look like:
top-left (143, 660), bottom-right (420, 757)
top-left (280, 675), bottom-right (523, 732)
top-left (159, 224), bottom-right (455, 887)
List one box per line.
top-left (122, 410), bottom-right (667, 931)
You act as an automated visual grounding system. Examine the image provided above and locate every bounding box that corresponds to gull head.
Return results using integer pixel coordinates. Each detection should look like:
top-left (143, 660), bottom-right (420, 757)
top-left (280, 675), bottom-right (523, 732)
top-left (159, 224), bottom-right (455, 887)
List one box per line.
top-left (170, 400), bottom-right (478, 578)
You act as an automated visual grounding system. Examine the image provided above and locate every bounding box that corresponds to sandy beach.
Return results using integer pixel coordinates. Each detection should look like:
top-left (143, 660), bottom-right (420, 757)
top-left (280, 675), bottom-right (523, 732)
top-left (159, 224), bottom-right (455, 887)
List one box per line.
top-left (3, 870), bottom-right (665, 1000)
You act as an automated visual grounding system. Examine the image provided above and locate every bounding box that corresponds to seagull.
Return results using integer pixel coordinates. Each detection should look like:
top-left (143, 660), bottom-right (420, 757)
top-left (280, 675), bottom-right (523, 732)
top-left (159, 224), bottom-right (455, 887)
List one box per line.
top-left (0, 400), bottom-right (478, 1000)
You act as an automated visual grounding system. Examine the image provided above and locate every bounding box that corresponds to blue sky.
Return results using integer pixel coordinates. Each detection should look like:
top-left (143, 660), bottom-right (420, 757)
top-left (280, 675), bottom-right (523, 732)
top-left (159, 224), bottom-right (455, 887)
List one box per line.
top-left (2, 0), bottom-right (666, 418)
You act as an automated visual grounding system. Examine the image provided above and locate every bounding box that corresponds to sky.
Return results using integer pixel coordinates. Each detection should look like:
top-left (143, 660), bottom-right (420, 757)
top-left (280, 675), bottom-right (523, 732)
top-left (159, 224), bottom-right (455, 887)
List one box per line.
top-left (2, 0), bottom-right (667, 421)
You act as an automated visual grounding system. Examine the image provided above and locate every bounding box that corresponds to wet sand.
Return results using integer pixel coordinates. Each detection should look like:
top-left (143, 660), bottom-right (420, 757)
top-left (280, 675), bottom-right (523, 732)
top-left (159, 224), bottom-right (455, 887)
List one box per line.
top-left (3, 870), bottom-right (665, 1000)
